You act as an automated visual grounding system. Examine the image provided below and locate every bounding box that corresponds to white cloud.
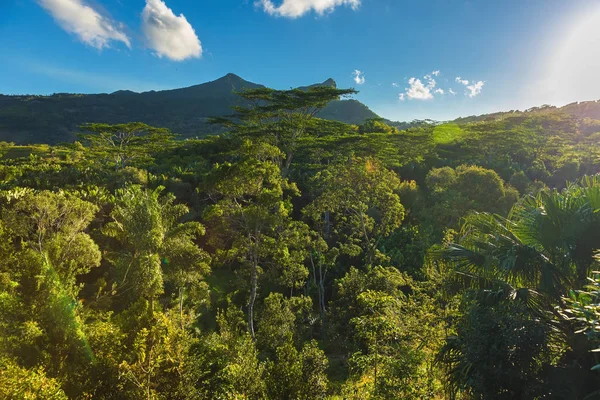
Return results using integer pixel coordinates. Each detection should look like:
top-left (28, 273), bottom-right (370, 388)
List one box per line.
top-left (37, 0), bottom-right (130, 49)
top-left (353, 69), bottom-right (365, 85)
top-left (398, 72), bottom-right (440, 101)
top-left (257, 0), bottom-right (360, 18)
top-left (423, 71), bottom-right (438, 87)
top-left (392, 82), bottom-right (399, 87)
top-left (466, 81), bottom-right (484, 97)
top-left (397, 70), bottom-right (472, 101)
top-left (142, 0), bottom-right (202, 61)
top-left (405, 77), bottom-right (434, 100)
top-left (396, 71), bottom-right (483, 101)
top-left (424, 71), bottom-right (439, 83)
top-left (455, 76), bottom-right (485, 97)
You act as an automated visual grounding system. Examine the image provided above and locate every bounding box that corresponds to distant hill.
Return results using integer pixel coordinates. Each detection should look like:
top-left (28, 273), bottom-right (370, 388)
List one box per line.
top-left (560, 100), bottom-right (600, 120)
top-left (4, 72), bottom-right (600, 145)
top-left (0, 74), bottom-right (380, 144)
top-left (453, 101), bottom-right (600, 125)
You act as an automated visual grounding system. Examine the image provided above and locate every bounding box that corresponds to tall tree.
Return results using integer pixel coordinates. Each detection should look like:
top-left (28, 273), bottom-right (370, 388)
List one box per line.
top-left (213, 86), bottom-right (356, 177)
top-left (102, 185), bottom-right (210, 310)
top-left (203, 142), bottom-right (310, 338)
top-left (99, 185), bottom-right (210, 399)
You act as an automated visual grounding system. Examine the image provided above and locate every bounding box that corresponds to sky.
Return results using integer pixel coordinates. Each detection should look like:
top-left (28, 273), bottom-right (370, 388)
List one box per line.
top-left (1, 0), bottom-right (600, 121)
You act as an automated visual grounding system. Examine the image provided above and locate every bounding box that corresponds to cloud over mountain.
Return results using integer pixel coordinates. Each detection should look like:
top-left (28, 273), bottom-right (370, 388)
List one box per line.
top-left (37, 0), bottom-right (130, 49)
top-left (142, 0), bottom-right (202, 61)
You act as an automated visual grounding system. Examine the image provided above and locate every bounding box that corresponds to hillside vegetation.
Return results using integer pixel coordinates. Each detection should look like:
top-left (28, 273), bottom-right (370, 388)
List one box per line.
top-left (3, 84), bottom-right (600, 399)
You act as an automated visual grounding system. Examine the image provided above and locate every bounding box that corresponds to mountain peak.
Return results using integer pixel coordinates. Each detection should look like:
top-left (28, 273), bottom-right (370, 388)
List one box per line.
top-left (297, 78), bottom-right (338, 92)
top-left (206, 73), bottom-right (263, 90)
top-left (220, 72), bottom-right (244, 81)
top-left (321, 78), bottom-right (337, 88)
top-left (309, 78), bottom-right (337, 89)
top-left (110, 89), bottom-right (137, 96)
top-left (168, 73), bottom-right (262, 96)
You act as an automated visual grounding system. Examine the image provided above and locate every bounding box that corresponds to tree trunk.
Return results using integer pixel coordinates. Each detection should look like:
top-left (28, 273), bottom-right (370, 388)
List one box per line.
top-left (358, 211), bottom-right (373, 265)
top-left (373, 339), bottom-right (378, 395)
top-left (324, 211), bottom-right (330, 240)
top-left (179, 286), bottom-right (184, 330)
top-left (311, 253), bottom-right (327, 340)
top-left (282, 152), bottom-right (294, 178)
top-left (319, 262), bottom-right (326, 341)
top-left (248, 262), bottom-right (258, 339)
top-left (146, 333), bottom-right (153, 400)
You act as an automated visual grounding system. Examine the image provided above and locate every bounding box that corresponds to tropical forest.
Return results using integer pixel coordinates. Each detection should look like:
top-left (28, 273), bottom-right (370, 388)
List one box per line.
top-left (4, 0), bottom-right (600, 398)
top-left (2, 79), bottom-right (600, 399)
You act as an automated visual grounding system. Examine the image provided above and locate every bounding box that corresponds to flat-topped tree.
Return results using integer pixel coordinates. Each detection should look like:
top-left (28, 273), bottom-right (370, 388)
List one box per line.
top-left (212, 86), bottom-right (357, 177)
top-left (78, 122), bottom-right (175, 171)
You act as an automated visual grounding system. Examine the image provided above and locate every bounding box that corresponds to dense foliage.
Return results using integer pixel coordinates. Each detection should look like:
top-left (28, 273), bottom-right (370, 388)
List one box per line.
top-left (3, 84), bottom-right (600, 399)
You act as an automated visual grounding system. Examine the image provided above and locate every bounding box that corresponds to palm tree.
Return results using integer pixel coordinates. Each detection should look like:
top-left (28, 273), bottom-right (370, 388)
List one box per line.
top-left (103, 185), bottom-right (210, 311)
top-left (437, 175), bottom-right (600, 398)
top-left (442, 175), bottom-right (600, 303)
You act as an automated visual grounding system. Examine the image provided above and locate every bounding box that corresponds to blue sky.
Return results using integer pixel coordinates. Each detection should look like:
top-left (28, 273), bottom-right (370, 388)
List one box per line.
top-left (1, 0), bottom-right (600, 121)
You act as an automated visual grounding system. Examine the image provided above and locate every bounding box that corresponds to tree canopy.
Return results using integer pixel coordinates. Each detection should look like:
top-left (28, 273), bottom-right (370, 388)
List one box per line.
top-left (3, 85), bottom-right (600, 399)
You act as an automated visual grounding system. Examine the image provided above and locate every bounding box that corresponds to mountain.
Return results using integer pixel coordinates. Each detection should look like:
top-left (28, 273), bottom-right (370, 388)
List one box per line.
top-left (296, 78), bottom-right (337, 91)
top-left (318, 99), bottom-right (379, 125)
top-left (0, 74), bottom-right (379, 144)
top-left (298, 78), bottom-right (379, 124)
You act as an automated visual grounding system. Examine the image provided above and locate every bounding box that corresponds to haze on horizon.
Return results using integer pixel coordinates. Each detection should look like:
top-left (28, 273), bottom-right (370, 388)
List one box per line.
top-left (1, 0), bottom-right (600, 122)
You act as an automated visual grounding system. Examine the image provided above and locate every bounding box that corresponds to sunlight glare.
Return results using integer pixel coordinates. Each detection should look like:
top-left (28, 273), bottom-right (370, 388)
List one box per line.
top-left (549, 7), bottom-right (600, 105)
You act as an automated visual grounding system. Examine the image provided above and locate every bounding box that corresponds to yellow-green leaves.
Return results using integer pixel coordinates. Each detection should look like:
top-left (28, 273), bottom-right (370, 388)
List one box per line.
top-left (104, 185), bottom-right (210, 304)
top-left (305, 156), bottom-right (405, 266)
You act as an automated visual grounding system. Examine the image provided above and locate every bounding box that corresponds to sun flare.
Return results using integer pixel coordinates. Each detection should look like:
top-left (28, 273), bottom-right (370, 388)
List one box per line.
top-left (548, 7), bottom-right (600, 104)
